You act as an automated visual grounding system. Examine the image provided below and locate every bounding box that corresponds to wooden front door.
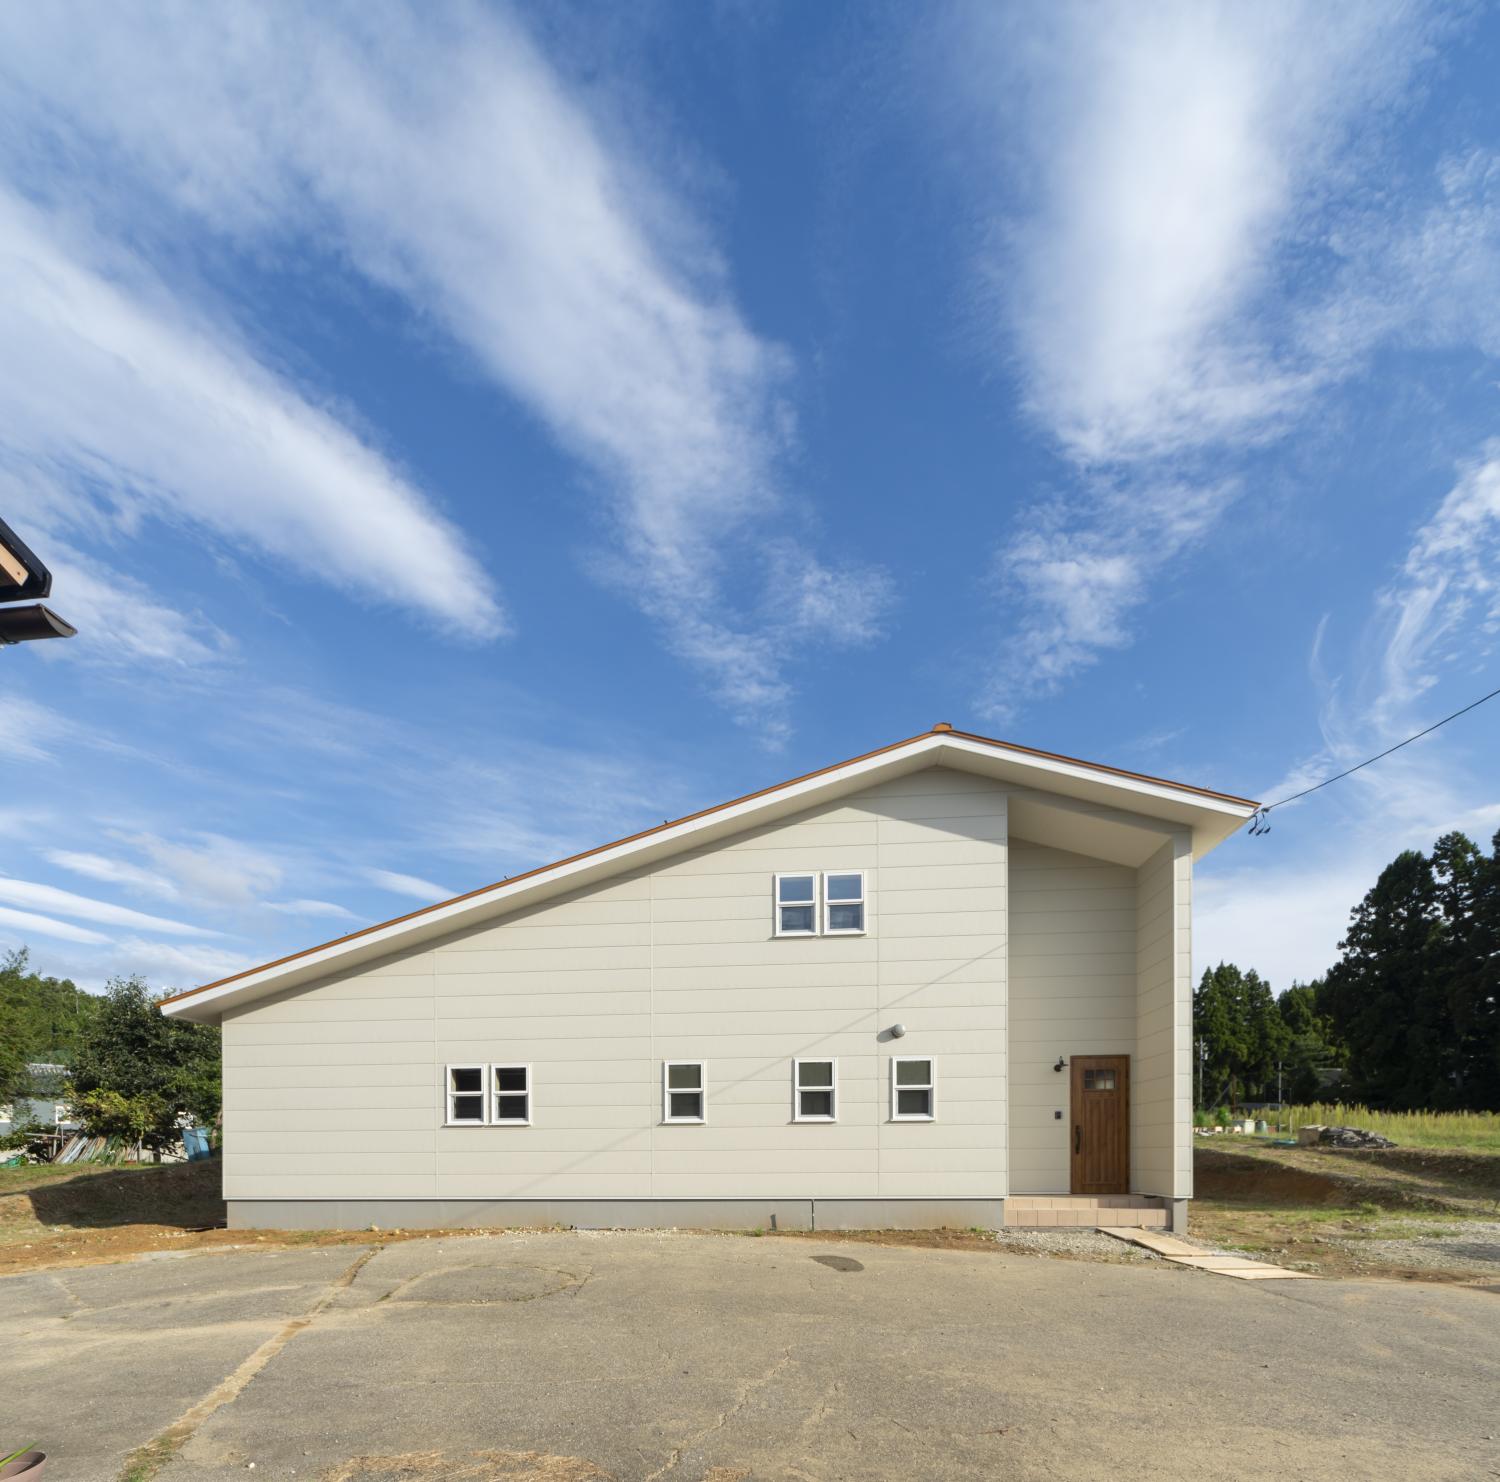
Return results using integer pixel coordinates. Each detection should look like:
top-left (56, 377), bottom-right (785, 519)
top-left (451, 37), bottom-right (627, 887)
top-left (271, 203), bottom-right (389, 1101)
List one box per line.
top-left (1070, 1054), bottom-right (1129, 1195)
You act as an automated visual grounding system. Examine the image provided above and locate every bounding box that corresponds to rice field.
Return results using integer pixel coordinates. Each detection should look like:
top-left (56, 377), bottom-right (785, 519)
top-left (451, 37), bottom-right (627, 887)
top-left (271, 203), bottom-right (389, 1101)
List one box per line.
top-left (1280, 1103), bottom-right (1500, 1151)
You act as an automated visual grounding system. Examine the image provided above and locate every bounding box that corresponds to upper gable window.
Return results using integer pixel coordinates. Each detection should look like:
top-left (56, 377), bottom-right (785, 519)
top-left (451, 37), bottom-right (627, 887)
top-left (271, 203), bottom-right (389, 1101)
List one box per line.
top-left (823, 872), bottom-right (865, 934)
top-left (774, 873), bottom-right (818, 936)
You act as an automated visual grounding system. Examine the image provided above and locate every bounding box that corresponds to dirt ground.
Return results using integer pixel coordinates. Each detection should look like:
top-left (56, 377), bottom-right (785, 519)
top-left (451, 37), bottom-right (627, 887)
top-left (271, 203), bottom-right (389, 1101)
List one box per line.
top-left (1191, 1139), bottom-right (1500, 1282)
top-left (4, 1141), bottom-right (1498, 1283)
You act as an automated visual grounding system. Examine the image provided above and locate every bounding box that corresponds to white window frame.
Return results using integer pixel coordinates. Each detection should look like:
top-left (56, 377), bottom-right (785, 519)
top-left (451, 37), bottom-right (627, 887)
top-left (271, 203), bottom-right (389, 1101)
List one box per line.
top-left (445, 1063), bottom-right (489, 1126)
top-left (773, 872), bottom-right (820, 937)
top-left (793, 1057), bottom-right (838, 1122)
top-left (821, 870), bottom-right (867, 936)
top-left (490, 1063), bottom-right (532, 1126)
top-left (663, 1060), bottom-right (707, 1123)
top-left (890, 1056), bottom-right (936, 1121)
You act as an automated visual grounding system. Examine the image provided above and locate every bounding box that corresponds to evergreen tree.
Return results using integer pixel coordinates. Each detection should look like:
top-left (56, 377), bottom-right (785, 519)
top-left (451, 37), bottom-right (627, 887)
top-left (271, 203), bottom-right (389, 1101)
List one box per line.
top-left (1277, 979), bottom-right (1339, 1102)
top-left (1319, 848), bottom-right (1452, 1109)
top-left (1194, 962), bottom-right (1289, 1105)
top-left (1433, 830), bottom-right (1500, 1109)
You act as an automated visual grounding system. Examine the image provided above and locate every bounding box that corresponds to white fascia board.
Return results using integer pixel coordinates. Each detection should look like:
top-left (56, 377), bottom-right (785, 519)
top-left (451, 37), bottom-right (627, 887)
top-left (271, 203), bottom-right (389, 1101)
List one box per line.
top-left (162, 732), bottom-right (1253, 1022)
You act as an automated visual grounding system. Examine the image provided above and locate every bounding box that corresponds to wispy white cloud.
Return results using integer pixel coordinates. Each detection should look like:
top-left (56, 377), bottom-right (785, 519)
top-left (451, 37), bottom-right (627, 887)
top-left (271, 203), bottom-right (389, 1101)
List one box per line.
top-left (985, 479), bottom-right (1237, 714)
top-left (364, 869), bottom-right (457, 904)
top-left (0, 0), bottom-right (888, 737)
top-left (265, 899), bottom-right (360, 922)
top-left (936, 1), bottom-right (1500, 714)
top-left (0, 904), bottom-right (111, 948)
top-left (1197, 443), bottom-right (1500, 984)
top-left (953, 0), bottom-right (1426, 463)
top-left (110, 938), bottom-right (255, 991)
top-left (0, 698), bottom-right (66, 762)
top-left (43, 850), bottom-right (180, 901)
top-left (123, 833), bottom-right (286, 910)
top-left (1371, 443), bottom-right (1500, 724)
top-left (0, 189), bottom-right (505, 643)
top-left (37, 546), bottom-right (232, 667)
top-left (0, 876), bottom-right (217, 937)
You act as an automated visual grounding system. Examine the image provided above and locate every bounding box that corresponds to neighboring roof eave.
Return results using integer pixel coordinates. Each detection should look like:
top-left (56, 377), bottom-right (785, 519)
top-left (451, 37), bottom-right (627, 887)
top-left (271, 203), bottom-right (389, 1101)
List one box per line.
top-left (160, 726), bottom-right (1257, 1022)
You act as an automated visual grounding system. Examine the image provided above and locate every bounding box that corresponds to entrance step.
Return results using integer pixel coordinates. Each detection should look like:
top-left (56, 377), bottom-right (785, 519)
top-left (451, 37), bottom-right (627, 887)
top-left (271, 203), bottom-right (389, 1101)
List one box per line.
top-left (1004, 1195), bottom-right (1167, 1229)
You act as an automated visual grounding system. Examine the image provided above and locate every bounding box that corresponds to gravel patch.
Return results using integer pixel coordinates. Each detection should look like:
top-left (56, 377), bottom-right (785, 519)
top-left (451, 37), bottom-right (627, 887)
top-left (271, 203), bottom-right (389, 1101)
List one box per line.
top-left (988, 1227), bottom-right (1160, 1262)
top-left (1332, 1221), bottom-right (1500, 1274)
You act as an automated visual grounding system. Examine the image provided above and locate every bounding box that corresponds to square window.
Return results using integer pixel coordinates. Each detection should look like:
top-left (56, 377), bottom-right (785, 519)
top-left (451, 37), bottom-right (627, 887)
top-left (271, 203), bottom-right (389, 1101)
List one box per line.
top-left (774, 874), bottom-right (818, 936)
top-left (491, 1064), bottom-right (531, 1124)
top-left (664, 1061), bottom-right (706, 1123)
top-left (1084, 1069), bottom-right (1116, 1092)
top-left (891, 1057), bottom-right (935, 1120)
top-left (794, 1058), bottom-right (837, 1121)
top-left (823, 871), bottom-right (865, 934)
top-left (446, 1065), bottom-right (487, 1125)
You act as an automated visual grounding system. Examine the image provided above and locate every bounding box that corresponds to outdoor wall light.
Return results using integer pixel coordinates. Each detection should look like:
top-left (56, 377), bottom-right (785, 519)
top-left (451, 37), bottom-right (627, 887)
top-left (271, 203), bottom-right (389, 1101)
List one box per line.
top-left (889, 1023), bottom-right (907, 1039)
top-left (1053, 1055), bottom-right (1068, 1073)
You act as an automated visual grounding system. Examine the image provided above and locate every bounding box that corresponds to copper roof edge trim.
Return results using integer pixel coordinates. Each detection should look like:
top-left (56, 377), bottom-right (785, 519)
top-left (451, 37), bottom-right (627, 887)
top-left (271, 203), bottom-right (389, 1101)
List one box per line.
top-left (160, 727), bottom-right (1257, 1006)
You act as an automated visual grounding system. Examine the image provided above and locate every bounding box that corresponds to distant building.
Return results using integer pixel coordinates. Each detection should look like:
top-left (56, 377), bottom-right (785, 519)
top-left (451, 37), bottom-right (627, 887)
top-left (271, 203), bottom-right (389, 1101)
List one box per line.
top-left (0, 1063), bottom-right (79, 1133)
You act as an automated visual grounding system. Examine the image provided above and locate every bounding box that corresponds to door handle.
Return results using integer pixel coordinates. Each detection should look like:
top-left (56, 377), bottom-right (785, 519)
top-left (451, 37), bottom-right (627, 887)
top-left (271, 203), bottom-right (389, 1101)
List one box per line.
top-left (1074, 1125), bottom-right (1081, 1155)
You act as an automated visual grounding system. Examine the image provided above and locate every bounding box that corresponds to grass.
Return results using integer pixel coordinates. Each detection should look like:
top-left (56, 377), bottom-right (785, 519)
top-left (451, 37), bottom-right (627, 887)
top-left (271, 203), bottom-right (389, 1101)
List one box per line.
top-left (1278, 1103), bottom-right (1500, 1150)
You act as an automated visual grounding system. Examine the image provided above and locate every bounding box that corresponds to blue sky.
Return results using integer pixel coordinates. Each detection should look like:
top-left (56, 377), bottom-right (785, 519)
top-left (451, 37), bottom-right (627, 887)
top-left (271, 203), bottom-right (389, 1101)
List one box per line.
top-left (2, 0), bottom-right (1499, 995)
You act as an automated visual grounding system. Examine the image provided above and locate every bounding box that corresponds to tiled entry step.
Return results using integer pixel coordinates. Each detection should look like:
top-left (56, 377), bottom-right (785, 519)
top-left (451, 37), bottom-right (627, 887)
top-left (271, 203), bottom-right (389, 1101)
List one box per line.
top-left (1004, 1196), bottom-right (1168, 1229)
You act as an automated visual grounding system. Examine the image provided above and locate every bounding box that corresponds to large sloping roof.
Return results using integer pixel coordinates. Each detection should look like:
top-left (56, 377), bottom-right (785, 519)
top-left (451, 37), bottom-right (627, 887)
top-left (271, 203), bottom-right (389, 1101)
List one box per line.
top-left (161, 724), bottom-right (1256, 1022)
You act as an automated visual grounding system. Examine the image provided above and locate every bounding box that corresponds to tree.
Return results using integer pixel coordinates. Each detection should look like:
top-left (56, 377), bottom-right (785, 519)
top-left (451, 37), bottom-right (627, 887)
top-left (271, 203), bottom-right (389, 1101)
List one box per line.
top-left (0, 1001), bottom-right (29, 1107)
top-left (1194, 962), bottom-right (1288, 1105)
top-left (1277, 979), bottom-right (1340, 1102)
top-left (68, 974), bottom-right (220, 1151)
top-left (1433, 830), bottom-right (1500, 1110)
top-left (1320, 847), bottom-right (1452, 1109)
top-left (0, 947), bottom-right (99, 1065)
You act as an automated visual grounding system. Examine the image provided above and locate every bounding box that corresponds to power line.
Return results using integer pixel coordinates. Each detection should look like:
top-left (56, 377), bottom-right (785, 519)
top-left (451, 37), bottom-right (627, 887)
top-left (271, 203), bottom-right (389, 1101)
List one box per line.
top-left (1247, 682), bottom-right (1500, 836)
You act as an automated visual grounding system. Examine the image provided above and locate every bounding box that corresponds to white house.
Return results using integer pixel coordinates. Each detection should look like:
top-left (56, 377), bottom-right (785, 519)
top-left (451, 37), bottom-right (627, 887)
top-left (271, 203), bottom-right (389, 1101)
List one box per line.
top-left (161, 725), bottom-right (1256, 1234)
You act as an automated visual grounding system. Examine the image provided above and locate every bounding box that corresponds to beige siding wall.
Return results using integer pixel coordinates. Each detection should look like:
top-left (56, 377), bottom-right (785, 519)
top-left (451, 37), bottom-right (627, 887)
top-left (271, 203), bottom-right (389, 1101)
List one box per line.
top-left (1133, 835), bottom-right (1192, 1198)
top-left (222, 766), bottom-right (1008, 1203)
top-left (1006, 840), bottom-right (1136, 1194)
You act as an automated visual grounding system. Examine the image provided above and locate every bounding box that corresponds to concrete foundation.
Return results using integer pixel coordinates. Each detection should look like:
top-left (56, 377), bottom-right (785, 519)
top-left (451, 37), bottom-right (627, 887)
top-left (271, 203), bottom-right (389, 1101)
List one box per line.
top-left (227, 1198), bottom-right (1008, 1233)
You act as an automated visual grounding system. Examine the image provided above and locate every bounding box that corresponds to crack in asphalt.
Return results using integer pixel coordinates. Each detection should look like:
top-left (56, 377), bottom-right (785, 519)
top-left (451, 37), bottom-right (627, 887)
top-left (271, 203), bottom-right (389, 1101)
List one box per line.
top-left (643, 1347), bottom-right (796, 1481)
top-left (114, 1244), bottom-right (381, 1482)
